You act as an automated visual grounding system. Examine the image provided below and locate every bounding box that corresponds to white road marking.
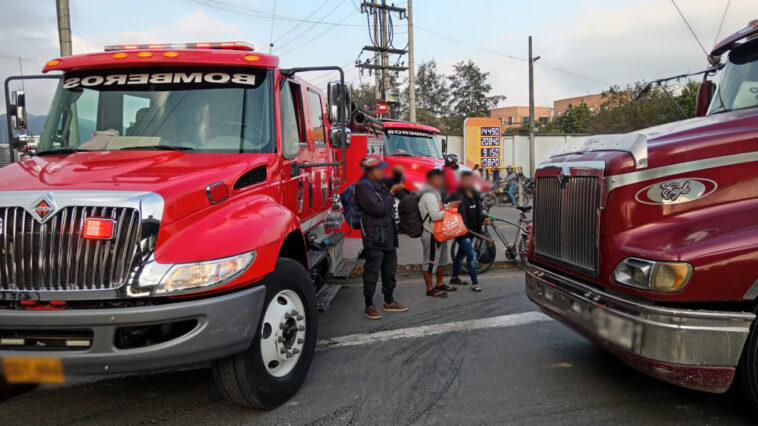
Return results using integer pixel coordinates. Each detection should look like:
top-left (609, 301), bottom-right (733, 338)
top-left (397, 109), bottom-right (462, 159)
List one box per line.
top-left (317, 311), bottom-right (551, 350)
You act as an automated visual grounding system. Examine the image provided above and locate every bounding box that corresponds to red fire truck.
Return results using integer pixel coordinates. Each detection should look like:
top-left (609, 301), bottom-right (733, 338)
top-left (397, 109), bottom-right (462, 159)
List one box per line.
top-left (525, 22), bottom-right (758, 406)
top-left (0, 41), bottom-right (353, 409)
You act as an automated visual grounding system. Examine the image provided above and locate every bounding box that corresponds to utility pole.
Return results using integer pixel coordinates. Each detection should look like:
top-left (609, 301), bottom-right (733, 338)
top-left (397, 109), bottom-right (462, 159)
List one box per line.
top-left (528, 36), bottom-right (536, 176)
top-left (358, 1), bottom-right (408, 118)
top-left (380, 0), bottom-right (390, 117)
top-left (56, 0), bottom-right (72, 56)
top-left (407, 0), bottom-right (416, 122)
top-left (372, 3), bottom-right (381, 103)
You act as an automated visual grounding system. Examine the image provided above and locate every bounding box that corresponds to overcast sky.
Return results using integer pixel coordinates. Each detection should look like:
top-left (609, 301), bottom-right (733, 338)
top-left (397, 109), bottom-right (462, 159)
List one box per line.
top-left (1, 0), bottom-right (757, 116)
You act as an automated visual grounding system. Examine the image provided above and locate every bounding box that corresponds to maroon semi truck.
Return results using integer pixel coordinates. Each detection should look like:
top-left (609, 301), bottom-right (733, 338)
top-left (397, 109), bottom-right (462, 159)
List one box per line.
top-left (526, 22), bottom-right (758, 407)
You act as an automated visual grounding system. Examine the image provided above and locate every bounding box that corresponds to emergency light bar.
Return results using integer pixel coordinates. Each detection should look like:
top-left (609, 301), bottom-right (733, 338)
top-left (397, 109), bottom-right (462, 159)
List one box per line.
top-left (104, 41), bottom-right (255, 52)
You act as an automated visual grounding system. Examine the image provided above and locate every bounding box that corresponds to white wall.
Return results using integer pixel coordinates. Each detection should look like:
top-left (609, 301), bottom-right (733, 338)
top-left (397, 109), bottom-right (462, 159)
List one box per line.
top-left (441, 135), bottom-right (464, 158)
top-left (502, 134), bottom-right (591, 176)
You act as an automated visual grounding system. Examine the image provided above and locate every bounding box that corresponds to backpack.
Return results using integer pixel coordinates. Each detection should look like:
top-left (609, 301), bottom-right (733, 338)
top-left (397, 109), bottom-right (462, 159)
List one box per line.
top-left (398, 191), bottom-right (426, 238)
top-left (340, 183), bottom-right (361, 229)
top-left (340, 178), bottom-right (378, 230)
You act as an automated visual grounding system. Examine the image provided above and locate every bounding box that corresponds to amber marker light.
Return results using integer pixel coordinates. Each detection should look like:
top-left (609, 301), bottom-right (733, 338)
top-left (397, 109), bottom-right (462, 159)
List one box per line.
top-left (243, 54), bottom-right (260, 62)
top-left (137, 51), bottom-right (153, 58)
top-left (163, 51), bottom-right (180, 58)
top-left (46, 59), bottom-right (61, 67)
top-left (112, 52), bottom-right (128, 59)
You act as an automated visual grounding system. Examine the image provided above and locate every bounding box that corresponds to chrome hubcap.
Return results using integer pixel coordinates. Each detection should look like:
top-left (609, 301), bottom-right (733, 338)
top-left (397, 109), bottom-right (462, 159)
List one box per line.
top-left (260, 290), bottom-right (306, 377)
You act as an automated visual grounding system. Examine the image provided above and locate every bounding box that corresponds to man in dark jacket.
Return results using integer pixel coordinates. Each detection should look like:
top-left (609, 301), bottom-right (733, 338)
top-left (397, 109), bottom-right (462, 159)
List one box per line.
top-left (448, 171), bottom-right (491, 292)
top-left (355, 155), bottom-right (408, 319)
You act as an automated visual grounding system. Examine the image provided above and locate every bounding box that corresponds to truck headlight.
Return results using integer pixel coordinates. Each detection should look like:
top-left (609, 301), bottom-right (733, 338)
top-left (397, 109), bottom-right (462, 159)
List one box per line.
top-left (612, 257), bottom-right (692, 293)
top-left (152, 252), bottom-right (256, 295)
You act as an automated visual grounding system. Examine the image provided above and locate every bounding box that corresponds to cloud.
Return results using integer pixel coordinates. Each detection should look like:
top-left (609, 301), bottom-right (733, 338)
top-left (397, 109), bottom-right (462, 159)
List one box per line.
top-left (471, 0), bottom-right (758, 107)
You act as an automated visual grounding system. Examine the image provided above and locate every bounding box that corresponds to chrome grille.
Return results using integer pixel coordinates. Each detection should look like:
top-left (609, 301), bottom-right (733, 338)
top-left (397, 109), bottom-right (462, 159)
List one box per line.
top-left (534, 176), bottom-right (600, 275)
top-left (0, 206), bottom-right (141, 291)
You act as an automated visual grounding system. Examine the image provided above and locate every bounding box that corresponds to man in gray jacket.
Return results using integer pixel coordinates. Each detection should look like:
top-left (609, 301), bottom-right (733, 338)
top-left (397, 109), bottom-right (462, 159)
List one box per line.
top-left (419, 169), bottom-right (460, 298)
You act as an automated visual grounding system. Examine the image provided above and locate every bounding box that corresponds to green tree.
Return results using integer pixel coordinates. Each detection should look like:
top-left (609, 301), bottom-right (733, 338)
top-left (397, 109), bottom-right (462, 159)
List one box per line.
top-left (350, 82), bottom-right (377, 111)
top-left (446, 60), bottom-right (506, 135)
top-left (543, 102), bottom-right (594, 133)
top-left (415, 60), bottom-right (450, 115)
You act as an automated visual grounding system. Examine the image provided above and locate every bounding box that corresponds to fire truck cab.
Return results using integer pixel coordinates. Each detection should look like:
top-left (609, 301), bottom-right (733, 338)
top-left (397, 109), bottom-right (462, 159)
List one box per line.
top-left (525, 22), bottom-right (758, 406)
top-left (1, 41), bottom-right (351, 409)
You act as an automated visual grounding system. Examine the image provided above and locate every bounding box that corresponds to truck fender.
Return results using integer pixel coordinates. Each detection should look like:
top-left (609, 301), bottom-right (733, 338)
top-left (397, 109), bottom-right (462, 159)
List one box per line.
top-left (611, 199), bottom-right (758, 301)
top-left (154, 194), bottom-right (300, 280)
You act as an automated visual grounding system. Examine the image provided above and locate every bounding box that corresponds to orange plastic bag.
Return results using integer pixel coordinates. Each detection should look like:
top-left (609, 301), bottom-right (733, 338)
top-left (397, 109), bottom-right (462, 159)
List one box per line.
top-left (433, 207), bottom-right (468, 242)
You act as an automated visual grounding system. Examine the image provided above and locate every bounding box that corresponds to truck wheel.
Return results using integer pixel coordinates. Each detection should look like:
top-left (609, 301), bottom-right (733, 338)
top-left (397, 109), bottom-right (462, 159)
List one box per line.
top-left (739, 312), bottom-right (758, 410)
top-left (212, 258), bottom-right (317, 409)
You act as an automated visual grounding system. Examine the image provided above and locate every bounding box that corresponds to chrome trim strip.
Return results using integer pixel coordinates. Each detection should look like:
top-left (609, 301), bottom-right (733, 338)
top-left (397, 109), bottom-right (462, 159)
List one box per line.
top-left (536, 161), bottom-right (606, 174)
top-left (607, 151), bottom-right (758, 192)
top-left (301, 210), bottom-right (330, 232)
top-left (0, 190), bottom-right (164, 222)
top-left (526, 262), bottom-right (754, 367)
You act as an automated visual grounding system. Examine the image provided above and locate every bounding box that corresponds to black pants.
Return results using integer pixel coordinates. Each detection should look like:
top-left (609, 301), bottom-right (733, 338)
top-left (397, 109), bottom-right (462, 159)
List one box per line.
top-left (362, 247), bottom-right (397, 308)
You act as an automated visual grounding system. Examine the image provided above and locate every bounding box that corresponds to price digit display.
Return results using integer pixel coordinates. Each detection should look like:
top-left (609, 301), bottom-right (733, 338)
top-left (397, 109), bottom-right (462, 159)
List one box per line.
top-left (481, 158), bottom-right (500, 167)
top-left (480, 127), bottom-right (500, 136)
top-left (481, 148), bottom-right (500, 158)
top-left (480, 137), bottom-right (499, 146)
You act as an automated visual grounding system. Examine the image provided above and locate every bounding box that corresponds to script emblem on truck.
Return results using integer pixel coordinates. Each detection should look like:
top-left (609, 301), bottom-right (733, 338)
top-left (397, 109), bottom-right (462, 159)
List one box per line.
top-left (635, 178), bottom-right (717, 205)
top-left (29, 194), bottom-right (57, 223)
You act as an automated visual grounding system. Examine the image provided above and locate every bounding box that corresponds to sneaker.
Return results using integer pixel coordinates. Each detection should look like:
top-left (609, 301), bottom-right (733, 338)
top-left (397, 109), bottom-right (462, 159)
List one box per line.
top-left (364, 305), bottom-right (382, 320)
top-left (383, 301), bottom-right (408, 312)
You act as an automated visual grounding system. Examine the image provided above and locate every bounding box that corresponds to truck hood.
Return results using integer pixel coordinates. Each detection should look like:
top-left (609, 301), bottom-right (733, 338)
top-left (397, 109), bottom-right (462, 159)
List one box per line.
top-left (547, 108), bottom-right (758, 175)
top-left (0, 151), bottom-right (276, 225)
top-left (384, 155), bottom-right (444, 190)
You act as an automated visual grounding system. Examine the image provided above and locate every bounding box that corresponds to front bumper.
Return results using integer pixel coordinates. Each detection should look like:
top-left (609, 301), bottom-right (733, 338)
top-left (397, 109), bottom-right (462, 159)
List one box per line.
top-left (0, 285), bottom-right (266, 376)
top-left (525, 262), bottom-right (755, 393)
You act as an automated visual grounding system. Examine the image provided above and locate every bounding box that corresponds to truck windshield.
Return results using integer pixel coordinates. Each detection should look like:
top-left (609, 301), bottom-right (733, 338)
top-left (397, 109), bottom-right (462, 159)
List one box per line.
top-left (37, 68), bottom-right (273, 154)
top-left (708, 38), bottom-right (758, 115)
top-left (384, 128), bottom-right (442, 158)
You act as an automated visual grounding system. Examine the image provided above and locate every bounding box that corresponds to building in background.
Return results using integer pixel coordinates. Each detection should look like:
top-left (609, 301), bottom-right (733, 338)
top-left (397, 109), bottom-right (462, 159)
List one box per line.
top-left (554, 93), bottom-right (606, 115)
top-left (489, 106), bottom-right (553, 132)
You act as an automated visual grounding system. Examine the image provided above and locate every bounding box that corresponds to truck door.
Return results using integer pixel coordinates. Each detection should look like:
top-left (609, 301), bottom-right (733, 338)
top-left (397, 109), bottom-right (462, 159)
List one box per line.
top-left (279, 79), bottom-right (310, 220)
top-left (305, 89), bottom-right (331, 215)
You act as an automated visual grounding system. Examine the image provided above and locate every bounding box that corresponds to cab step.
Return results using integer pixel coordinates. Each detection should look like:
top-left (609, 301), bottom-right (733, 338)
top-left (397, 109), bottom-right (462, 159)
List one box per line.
top-left (316, 284), bottom-right (342, 312)
top-left (332, 259), bottom-right (360, 279)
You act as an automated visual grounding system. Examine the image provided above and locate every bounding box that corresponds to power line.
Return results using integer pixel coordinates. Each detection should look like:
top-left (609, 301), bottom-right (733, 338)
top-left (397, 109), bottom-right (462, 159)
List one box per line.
top-left (714, 0), bottom-right (731, 45)
top-left (278, 10), bottom-right (358, 56)
top-left (670, 0), bottom-right (709, 57)
top-left (188, 0), bottom-right (362, 27)
top-left (414, 24), bottom-right (610, 86)
top-left (267, 0), bottom-right (277, 54)
top-left (273, 0), bottom-right (331, 44)
top-left (275, 0), bottom-right (348, 51)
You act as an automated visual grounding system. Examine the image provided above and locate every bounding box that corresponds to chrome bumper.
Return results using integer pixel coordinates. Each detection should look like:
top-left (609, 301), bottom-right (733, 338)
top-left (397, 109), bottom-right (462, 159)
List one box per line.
top-left (526, 262), bottom-right (755, 368)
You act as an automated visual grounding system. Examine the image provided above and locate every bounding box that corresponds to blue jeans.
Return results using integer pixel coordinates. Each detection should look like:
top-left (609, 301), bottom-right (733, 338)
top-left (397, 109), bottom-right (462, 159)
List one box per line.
top-left (452, 236), bottom-right (478, 284)
top-left (506, 184), bottom-right (517, 204)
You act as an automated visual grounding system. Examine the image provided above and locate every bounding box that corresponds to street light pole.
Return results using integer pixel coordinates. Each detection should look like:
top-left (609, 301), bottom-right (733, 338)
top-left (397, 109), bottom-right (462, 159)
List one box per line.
top-left (407, 0), bottom-right (416, 122)
top-left (528, 36), bottom-right (535, 176)
top-left (56, 0), bottom-right (72, 56)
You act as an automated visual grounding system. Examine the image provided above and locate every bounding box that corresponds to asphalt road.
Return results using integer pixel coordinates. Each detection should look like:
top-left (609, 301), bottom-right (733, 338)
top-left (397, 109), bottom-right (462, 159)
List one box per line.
top-left (0, 270), bottom-right (755, 425)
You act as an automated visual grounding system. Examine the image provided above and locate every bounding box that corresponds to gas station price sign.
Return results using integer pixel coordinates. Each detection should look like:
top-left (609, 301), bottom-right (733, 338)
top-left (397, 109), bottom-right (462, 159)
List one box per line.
top-left (463, 117), bottom-right (502, 169)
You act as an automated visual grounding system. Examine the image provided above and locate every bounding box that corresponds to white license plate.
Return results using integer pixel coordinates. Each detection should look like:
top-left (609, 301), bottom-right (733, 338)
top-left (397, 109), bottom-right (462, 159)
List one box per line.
top-left (592, 309), bottom-right (634, 349)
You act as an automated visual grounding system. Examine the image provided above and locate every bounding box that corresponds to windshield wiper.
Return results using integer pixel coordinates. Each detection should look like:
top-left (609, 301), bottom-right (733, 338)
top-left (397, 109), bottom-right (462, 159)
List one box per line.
top-left (119, 145), bottom-right (194, 152)
top-left (35, 148), bottom-right (91, 156)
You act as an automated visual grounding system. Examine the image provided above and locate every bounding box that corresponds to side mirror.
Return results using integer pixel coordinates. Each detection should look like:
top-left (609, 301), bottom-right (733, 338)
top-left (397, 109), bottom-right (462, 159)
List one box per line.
top-left (695, 80), bottom-right (715, 117)
top-left (327, 81), bottom-right (351, 124)
top-left (329, 127), bottom-right (351, 149)
top-left (441, 138), bottom-right (448, 155)
top-left (10, 90), bottom-right (27, 131)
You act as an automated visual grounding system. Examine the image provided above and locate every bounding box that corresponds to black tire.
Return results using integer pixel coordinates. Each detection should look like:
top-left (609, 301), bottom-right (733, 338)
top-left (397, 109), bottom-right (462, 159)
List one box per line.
top-left (212, 258), bottom-right (317, 409)
top-left (739, 309), bottom-right (758, 410)
top-left (450, 232), bottom-right (496, 275)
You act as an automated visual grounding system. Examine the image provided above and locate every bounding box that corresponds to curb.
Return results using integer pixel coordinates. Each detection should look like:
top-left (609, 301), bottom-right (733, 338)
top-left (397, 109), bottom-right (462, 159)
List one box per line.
top-left (345, 260), bottom-right (521, 279)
